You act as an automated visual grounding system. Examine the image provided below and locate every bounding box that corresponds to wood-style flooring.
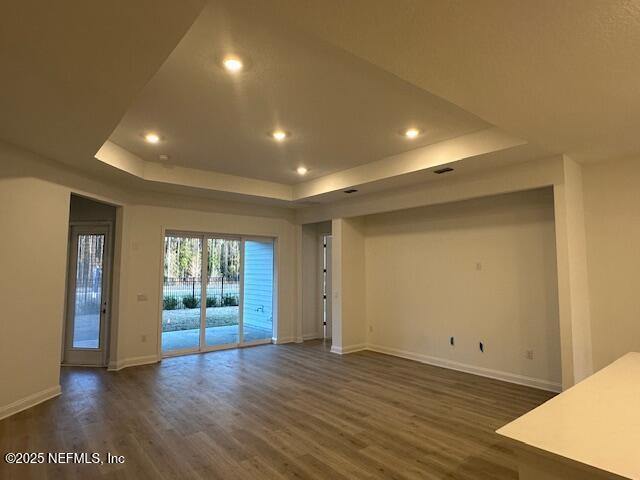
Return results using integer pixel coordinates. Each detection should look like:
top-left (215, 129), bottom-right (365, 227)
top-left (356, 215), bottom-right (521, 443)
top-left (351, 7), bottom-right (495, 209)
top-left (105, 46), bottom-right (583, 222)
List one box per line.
top-left (0, 340), bottom-right (554, 479)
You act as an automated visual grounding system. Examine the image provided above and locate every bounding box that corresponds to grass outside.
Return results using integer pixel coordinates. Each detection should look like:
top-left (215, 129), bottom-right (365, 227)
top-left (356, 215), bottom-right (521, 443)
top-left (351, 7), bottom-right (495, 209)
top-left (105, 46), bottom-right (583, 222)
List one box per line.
top-left (162, 306), bottom-right (239, 332)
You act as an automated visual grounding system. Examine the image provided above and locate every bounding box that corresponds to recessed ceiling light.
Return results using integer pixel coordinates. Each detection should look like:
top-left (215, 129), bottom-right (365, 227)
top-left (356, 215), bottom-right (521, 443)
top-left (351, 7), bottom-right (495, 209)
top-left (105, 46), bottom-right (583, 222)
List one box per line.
top-left (296, 166), bottom-right (308, 175)
top-left (145, 132), bottom-right (160, 144)
top-left (404, 128), bottom-right (420, 139)
top-left (272, 130), bottom-right (288, 141)
top-left (222, 56), bottom-right (243, 72)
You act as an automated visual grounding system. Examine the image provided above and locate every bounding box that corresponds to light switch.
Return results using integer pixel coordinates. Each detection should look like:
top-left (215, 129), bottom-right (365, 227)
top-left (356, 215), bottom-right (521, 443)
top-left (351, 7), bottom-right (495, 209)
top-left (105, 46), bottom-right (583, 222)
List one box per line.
top-left (137, 293), bottom-right (148, 302)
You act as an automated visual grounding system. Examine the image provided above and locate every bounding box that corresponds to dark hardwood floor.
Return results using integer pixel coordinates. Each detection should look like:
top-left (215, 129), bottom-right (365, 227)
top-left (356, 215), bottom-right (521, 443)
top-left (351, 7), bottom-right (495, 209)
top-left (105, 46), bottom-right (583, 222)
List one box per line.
top-left (0, 341), bottom-right (554, 479)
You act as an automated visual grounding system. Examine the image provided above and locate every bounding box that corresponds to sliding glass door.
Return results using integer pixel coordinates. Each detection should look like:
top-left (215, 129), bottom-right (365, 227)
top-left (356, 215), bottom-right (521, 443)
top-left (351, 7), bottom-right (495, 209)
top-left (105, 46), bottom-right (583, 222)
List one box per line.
top-left (161, 236), bottom-right (202, 353)
top-left (243, 239), bottom-right (274, 343)
top-left (205, 238), bottom-right (241, 347)
top-left (162, 232), bottom-right (275, 355)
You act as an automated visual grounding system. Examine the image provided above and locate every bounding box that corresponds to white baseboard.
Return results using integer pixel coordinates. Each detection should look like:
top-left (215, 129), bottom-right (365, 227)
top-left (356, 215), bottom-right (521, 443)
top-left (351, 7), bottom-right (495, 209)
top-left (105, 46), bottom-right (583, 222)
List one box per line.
top-left (330, 343), bottom-right (367, 355)
top-left (367, 344), bottom-right (561, 392)
top-left (302, 333), bottom-right (321, 341)
top-left (273, 336), bottom-right (296, 345)
top-left (107, 354), bottom-right (159, 372)
top-left (0, 385), bottom-right (62, 421)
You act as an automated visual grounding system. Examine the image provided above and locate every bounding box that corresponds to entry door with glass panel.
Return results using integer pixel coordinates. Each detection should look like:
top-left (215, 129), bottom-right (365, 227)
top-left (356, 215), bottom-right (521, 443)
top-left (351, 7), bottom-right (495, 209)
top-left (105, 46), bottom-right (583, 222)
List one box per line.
top-left (63, 225), bottom-right (111, 366)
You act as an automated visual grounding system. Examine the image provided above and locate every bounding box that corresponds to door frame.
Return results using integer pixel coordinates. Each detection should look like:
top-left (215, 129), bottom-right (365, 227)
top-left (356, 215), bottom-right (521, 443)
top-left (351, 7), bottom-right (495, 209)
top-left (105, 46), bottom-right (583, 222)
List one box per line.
top-left (318, 233), bottom-right (333, 339)
top-left (159, 231), bottom-right (207, 357)
top-left (62, 221), bottom-right (113, 366)
top-left (159, 230), bottom-right (276, 358)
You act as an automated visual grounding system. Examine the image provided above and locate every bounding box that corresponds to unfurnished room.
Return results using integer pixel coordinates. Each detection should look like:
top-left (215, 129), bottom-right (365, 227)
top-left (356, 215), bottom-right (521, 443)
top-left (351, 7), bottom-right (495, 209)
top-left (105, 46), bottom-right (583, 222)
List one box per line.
top-left (1, 1), bottom-right (640, 479)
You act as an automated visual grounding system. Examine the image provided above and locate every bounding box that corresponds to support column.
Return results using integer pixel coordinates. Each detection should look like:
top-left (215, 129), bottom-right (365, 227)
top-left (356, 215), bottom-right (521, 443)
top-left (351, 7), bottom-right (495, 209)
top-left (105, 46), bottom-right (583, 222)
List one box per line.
top-left (330, 217), bottom-right (367, 354)
top-left (554, 156), bottom-right (594, 388)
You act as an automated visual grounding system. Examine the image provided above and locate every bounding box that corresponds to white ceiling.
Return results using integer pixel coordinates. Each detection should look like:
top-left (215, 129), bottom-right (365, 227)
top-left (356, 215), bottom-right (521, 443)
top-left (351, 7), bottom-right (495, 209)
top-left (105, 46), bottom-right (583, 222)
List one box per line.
top-left (4, 1), bottom-right (635, 208)
top-left (0, 0), bottom-right (204, 174)
top-left (108, 1), bottom-right (490, 184)
top-left (257, 0), bottom-right (640, 164)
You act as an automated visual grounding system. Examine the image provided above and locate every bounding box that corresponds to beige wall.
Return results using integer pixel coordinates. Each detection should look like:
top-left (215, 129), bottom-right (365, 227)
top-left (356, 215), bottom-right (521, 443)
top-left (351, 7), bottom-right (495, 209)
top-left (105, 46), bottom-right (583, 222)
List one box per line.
top-left (301, 224), bottom-right (320, 340)
top-left (306, 156), bottom-right (598, 389)
top-left (5, 136), bottom-right (640, 414)
top-left (331, 217), bottom-right (367, 352)
top-left (0, 177), bottom-right (70, 417)
top-left (0, 141), bottom-right (298, 416)
top-left (582, 157), bottom-right (640, 371)
top-left (297, 156), bottom-right (564, 225)
top-left (114, 204), bottom-right (298, 364)
top-left (553, 157), bottom-right (594, 387)
top-left (365, 189), bottom-right (562, 389)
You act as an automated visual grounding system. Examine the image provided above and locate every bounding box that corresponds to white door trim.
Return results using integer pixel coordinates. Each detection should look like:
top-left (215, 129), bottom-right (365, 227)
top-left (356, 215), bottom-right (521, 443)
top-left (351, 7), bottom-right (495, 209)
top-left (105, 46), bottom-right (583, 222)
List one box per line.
top-left (62, 222), bottom-right (112, 366)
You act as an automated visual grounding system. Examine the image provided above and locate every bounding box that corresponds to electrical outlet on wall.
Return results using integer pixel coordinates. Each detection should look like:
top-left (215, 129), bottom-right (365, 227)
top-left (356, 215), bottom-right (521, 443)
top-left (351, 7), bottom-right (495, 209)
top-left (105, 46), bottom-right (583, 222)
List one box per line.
top-left (525, 349), bottom-right (534, 360)
top-left (369, 325), bottom-right (374, 333)
top-left (141, 334), bottom-right (147, 343)
top-left (450, 336), bottom-right (455, 346)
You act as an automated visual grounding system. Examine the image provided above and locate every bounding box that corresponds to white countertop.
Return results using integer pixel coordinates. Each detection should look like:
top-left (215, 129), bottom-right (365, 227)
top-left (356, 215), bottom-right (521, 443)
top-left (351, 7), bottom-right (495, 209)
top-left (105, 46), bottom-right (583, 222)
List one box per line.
top-left (497, 352), bottom-right (640, 479)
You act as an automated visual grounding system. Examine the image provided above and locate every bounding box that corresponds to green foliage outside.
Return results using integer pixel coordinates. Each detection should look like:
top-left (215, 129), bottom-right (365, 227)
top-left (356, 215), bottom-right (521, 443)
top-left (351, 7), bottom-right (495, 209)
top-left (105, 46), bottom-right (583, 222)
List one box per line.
top-left (222, 294), bottom-right (239, 306)
top-left (164, 294), bottom-right (237, 310)
top-left (164, 237), bottom-right (201, 280)
top-left (182, 295), bottom-right (200, 309)
top-left (163, 296), bottom-right (178, 310)
top-left (164, 236), bottom-right (240, 280)
top-left (207, 239), bottom-right (240, 279)
top-left (177, 240), bottom-right (195, 278)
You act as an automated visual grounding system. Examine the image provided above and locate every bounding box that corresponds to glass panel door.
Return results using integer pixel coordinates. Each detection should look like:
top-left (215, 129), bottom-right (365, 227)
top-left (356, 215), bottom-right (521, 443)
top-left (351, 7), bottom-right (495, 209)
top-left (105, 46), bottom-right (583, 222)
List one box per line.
top-left (72, 234), bottom-right (105, 348)
top-left (242, 239), bottom-right (274, 343)
top-left (63, 225), bottom-right (111, 366)
top-left (162, 235), bottom-right (202, 353)
top-left (205, 238), bottom-right (241, 347)
top-left (161, 233), bottom-right (275, 356)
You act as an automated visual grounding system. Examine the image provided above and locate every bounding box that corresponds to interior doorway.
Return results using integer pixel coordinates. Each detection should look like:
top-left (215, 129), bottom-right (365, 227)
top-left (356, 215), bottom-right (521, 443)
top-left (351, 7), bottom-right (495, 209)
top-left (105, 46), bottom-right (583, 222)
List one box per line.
top-left (62, 195), bottom-right (117, 366)
top-left (322, 234), bottom-right (332, 340)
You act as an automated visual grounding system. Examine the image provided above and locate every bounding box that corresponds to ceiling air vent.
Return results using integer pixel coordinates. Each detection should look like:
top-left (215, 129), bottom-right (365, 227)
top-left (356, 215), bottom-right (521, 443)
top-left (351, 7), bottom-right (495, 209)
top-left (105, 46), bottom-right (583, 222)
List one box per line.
top-left (434, 167), bottom-right (454, 174)
top-left (344, 189), bottom-right (358, 194)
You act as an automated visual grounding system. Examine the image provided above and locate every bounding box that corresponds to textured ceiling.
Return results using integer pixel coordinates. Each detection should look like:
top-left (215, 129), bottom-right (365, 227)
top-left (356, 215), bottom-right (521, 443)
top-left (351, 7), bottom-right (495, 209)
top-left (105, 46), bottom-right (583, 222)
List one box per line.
top-left (251, 0), bottom-right (640, 164)
top-left (0, 0), bottom-right (204, 173)
top-left (108, 0), bottom-right (490, 184)
top-left (5, 1), bottom-right (632, 206)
